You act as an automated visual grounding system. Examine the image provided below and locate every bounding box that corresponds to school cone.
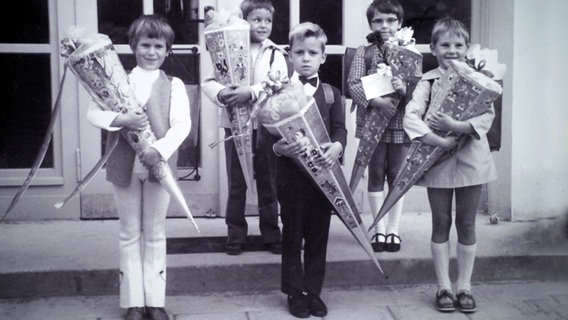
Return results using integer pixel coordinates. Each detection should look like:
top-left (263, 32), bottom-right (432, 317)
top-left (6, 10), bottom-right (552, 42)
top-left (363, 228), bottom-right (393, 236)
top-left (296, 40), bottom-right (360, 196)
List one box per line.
top-left (368, 60), bottom-right (503, 232)
top-left (204, 12), bottom-right (255, 191)
top-left (265, 99), bottom-right (384, 275)
top-left (58, 33), bottom-right (199, 232)
top-left (349, 105), bottom-right (393, 193)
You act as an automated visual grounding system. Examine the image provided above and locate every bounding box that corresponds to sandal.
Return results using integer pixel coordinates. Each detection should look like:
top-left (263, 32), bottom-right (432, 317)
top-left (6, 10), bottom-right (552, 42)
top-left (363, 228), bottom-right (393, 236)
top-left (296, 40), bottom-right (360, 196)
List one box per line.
top-left (370, 233), bottom-right (386, 252)
top-left (456, 291), bottom-right (477, 313)
top-left (435, 289), bottom-right (456, 312)
top-left (385, 233), bottom-right (401, 252)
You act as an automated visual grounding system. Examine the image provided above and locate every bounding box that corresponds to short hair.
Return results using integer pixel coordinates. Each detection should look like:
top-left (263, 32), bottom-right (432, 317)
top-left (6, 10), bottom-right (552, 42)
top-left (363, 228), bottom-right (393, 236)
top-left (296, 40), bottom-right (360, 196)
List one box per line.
top-left (431, 17), bottom-right (470, 45)
top-left (127, 15), bottom-right (175, 51)
top-left (366, 0), bottom-right (404, 25)
top-left (288, 22), bottom-right (327, 53)
top-left (240, 0), bottom-right (275, 19)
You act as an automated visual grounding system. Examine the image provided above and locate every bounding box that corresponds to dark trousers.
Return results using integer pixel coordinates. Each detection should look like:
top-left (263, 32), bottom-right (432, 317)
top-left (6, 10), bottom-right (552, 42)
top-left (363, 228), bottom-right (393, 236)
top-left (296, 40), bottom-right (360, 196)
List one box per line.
top-left (224, 127), bottom-right (281, 245)
top-left (278, 163), bottom-right (332, 296)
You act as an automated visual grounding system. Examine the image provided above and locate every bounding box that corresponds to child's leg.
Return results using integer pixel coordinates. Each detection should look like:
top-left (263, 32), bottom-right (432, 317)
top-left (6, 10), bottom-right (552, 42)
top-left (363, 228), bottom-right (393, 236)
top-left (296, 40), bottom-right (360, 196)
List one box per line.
top-left (224, 128), bottom-right (248, 246)
top-left (113, 176), bottom-right (144, 308)
top-left (141, 179), bottom-right (170, 307)
top-left (367, 143), bottom-right (387, 236)
top-left (303, 191), bottom-right (332, 296)
top-left (254, 127), bottom-right (281, 244)
top-left (385, 143), bottom-right (410, 237)
top-left (427, 187), bottom-right (454, 292)
top-left (455, 185), bottom-right (482, 294)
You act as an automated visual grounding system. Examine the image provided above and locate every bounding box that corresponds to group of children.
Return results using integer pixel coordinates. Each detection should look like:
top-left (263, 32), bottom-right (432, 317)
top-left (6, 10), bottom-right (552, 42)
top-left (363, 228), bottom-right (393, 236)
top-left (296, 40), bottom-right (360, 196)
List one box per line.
top-left (88, 0), bottom-right (497, 319)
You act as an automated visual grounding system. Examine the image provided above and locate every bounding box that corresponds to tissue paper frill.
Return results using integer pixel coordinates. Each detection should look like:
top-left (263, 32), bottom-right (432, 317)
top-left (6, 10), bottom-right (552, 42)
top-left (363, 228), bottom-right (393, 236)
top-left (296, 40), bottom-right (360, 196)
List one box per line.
top-left (369, 58), bottom-right (504, 232)
top-left (60, 33), bottom-right (198, 231)
top-left (255, 74), bottom-right (308, 128)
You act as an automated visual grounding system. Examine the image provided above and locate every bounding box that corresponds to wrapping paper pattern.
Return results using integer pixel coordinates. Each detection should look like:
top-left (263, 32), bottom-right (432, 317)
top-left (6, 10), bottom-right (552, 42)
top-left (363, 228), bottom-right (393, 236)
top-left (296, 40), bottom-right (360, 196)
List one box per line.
top-left (204, 24), bottom-right (255, 190)
top-left (264, 99), bottom-right (383, 274)
top-left (349, 45), bottom-right (422, 192)
top-left (62, 34), bottom-right (198, 231)
top-left (369, 60), bottom-right (502, 231)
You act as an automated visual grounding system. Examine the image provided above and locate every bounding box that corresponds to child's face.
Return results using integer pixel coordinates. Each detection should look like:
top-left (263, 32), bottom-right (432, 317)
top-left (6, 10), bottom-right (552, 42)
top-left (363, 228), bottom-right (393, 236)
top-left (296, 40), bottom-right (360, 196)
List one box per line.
top-left (369, 10), bottom-right (401, 41)
top-left (430, 31), bottom-right (468, 70)
top-left (133, 36), bottom-right (167, 71)
top-left (246, 8), bottom-right (273, 43)
top-left (289, 37), bottom-right (326, 78)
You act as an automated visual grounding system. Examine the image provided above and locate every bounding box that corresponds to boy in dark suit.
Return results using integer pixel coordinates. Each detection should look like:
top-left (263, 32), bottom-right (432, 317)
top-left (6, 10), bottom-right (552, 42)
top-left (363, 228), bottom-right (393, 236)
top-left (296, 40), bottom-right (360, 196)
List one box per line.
top-left (272, 22), bottom-right (347, 318)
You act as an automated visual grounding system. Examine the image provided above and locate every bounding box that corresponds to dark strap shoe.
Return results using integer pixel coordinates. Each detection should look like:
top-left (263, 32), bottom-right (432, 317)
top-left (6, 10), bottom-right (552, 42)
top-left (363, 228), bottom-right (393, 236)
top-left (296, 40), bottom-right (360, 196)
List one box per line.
top-left (456, 291), bottom-right (477, 313)
top-left (435, 289), bottom-right (456, 312)
top-left (287, 293), bottom-right (310, 318)
top-left (308, 293), bottom-right (328, 317)
top-left (124, 307), bottom-right (145, 320)
top-left (146, 307), bottom-right (170, 320)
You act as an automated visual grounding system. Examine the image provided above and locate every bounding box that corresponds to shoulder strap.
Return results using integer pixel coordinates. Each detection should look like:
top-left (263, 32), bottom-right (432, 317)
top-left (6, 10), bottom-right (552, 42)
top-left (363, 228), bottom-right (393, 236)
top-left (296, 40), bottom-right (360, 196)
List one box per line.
top-left (269, 47), bottom-right (294, 78)
top-left (322, 83), bottom-right (335, 105)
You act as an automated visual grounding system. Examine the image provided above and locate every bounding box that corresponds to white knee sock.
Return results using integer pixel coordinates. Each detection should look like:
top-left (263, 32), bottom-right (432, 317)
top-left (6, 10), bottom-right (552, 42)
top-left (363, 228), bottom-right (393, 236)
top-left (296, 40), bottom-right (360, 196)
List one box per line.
top-left (431, 241), bottom-right (452, 292)
top-left (386, 195), bottom-right (404, 237)
top-left (368, 191), bottom-right (385, 234)
top-left (456, 242), bottom-right (477, 293)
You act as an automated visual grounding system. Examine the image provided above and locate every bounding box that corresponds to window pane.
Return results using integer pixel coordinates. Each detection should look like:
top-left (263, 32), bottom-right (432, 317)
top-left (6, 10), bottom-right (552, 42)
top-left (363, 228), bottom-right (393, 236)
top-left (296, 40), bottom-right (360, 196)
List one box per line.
top-left (400, 0), bottom-right (471, 44)
top-left (271, 1), bottom-right (290, 45)
top-left (0, 54), bottom-right (53, 169)
top-left (300, 0), bottom-right (342, 45)
top-left (98, 0), bottom-right (143, 45)
top-left (0, 1), bottom-right (49, 43)
top-left (154, 0), bottom-right (199, 44)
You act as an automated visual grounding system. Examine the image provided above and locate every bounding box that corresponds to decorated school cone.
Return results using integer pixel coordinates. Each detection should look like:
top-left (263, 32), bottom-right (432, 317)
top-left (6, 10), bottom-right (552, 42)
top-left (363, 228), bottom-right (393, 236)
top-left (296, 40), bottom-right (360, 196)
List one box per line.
top-left (57, 33), bottom-right (199, 232)
top-left (204, 10), bottom-right (255, 191)
top-left (263, 97), bottom-right (384, 275)
top-left (349, 28), bottom-right (423, 192)
top-left (369, 53), bottom-right (506, 232)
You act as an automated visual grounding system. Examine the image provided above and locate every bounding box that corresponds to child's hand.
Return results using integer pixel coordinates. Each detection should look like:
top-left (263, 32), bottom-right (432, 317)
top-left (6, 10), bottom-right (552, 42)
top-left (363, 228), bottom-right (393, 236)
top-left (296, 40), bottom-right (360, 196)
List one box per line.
top-left (391, 76), bottom-right (406, 96)
top-left (429, 112), bottom-right (457, 132)
top-left (139, 147), bottom-right (162, 169)
top-left (113, 110), bottom-right (148, 131)
top-left (369, 97), bottom-right (397, 118)
top-left (273, 138), bottom-right (304, 158)
top-left (316, 142), bottom-right (343, 168)
top-left (219, 85), bottom-right (252, 107)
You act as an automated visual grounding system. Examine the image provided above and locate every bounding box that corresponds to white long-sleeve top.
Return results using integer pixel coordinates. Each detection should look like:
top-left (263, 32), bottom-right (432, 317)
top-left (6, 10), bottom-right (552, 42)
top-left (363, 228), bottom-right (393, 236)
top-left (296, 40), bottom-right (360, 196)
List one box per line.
top-left (87, 66), bottom-right (191, 163)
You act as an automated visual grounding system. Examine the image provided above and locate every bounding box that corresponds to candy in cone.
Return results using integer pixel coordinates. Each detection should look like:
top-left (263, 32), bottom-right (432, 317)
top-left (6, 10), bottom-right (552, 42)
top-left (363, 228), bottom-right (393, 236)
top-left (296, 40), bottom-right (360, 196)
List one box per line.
top-left (60, 33), bottom-right (199, 231)
top-left (204, 13), bottom-right (255, 190)
top-left (264, 99), bottom-right (384, 274)
top-left (369, 60), bottom-right (503, 231)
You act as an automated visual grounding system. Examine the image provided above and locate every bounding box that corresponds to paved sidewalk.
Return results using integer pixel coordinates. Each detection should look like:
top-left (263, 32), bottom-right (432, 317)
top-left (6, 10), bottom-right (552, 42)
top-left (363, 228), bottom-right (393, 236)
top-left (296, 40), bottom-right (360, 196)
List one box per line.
top-left (1, 281), bottom-right (567, 320)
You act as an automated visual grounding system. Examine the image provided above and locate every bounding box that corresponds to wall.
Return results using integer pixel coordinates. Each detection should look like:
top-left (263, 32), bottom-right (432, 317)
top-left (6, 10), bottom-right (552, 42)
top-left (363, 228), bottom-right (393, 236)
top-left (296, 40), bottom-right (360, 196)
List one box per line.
top-left (510, 0), bottom-right (568, 220)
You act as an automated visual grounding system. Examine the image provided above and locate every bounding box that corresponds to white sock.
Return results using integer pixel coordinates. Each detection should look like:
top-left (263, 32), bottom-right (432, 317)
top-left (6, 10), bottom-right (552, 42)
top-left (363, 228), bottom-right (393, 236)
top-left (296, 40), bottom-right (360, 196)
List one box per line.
top-left (456, 242), bottom-right (477, 293)
top-left (386, 195), bottom-right (404, 240)
top-left (431, 241), bottom-right (452, 292)
top-left (368, 191), bottom-right (385, 235)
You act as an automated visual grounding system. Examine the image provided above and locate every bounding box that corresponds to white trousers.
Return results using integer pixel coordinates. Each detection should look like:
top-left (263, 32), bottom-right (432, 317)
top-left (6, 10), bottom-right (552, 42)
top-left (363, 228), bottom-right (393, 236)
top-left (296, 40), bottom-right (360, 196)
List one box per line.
top-left (113, 173), bottom-right (170, 308)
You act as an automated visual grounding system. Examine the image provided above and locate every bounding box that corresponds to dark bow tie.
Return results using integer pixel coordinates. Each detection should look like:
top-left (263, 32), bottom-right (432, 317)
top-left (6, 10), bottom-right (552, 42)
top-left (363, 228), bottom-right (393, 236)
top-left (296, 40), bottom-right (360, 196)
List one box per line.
top-left (299, 75), bottom-right (318, 87)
